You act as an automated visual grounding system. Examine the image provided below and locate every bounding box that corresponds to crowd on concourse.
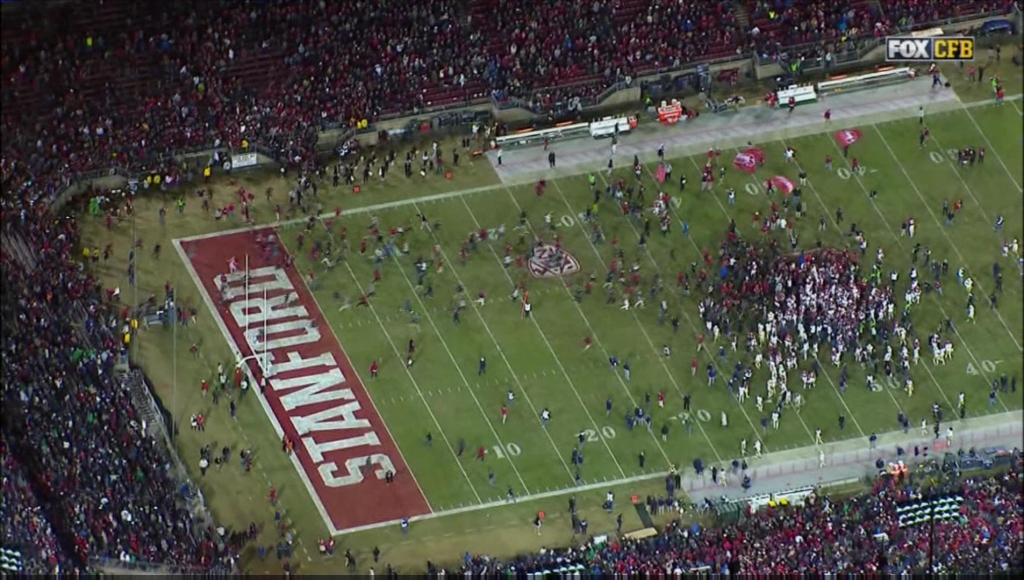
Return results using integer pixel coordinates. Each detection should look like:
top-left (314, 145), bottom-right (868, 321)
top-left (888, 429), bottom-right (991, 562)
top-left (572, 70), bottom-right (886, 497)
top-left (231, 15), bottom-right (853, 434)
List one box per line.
top-left (456, 463), bottom-right (1024, 575)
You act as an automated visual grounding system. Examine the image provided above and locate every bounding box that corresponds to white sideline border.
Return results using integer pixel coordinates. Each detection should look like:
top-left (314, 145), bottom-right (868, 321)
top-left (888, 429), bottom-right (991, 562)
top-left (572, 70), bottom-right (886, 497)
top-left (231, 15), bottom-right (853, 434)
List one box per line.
top-left (171, 238), bottom-right (344, 537)
top-left (172, 94), bottom-right (1022, 536)
top-left (178, 95), bottom-right (1023, 246)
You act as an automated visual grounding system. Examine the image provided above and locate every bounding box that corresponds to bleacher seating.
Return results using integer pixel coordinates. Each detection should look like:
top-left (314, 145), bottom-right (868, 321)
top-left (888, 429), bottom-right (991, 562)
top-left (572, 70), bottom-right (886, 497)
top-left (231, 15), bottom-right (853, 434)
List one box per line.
top-left (1, 437), bottom-right (68, 574)
top-left (747, 0), bottom-right (884, 61)
top-left (874, 0), bottom-right (1018, 31)
top-left (0, 0), bottom-right (1017, 574)
top-left (0, 210), bottom-right (239, 573)
top-left (455, 467), bottom-right (1024, 575)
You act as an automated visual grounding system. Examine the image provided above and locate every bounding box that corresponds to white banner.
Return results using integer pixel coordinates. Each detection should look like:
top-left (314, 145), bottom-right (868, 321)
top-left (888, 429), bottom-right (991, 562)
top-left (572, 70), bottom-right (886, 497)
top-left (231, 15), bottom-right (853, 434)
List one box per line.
top-left (232, 152), bottom-right (259, 169)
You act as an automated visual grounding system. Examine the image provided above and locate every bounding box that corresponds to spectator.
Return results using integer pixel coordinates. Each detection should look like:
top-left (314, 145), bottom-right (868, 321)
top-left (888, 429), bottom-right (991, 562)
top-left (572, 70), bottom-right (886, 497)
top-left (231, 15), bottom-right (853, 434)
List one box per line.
top-left (0, 436), bottom-right (70, 574)
top-left (455, 461), bottom-right (1023, 575)
top-left (0, 211), bottom-right (235, 573)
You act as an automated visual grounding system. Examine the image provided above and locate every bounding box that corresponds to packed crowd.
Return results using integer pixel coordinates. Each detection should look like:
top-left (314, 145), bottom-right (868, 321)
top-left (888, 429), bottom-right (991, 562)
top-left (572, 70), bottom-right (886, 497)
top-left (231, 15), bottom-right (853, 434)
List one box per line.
top-left (457, 464), bottom-right (1024, 575)
top-left (3, 0), bottom-right (1007, 193)
top-left (0, 436), bottom-right (69, 574)
top-left (0, 206), bottom-right (235, 572)
top-left (701, 238), bottom-right (893, 355)
top-left (0, 0), bottom-right (1013, 574)
top-left (750, 0), bottom-right (1017, 65)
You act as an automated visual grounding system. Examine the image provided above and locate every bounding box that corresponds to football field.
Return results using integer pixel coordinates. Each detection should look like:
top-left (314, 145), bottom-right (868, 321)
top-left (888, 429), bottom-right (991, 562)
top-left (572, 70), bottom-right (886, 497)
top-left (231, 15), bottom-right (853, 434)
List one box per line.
top-left (172, 96), bottom-right (1023, 540)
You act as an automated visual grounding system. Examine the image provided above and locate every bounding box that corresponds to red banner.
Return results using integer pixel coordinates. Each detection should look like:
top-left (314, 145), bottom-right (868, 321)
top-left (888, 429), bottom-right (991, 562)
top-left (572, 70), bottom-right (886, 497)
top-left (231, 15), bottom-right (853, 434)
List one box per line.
top-left (733, 147), bottom-right (764, 174)
top-left (770, 175), bottom-right (796, 195)
top-left (833, 128), bottom-right (863, 147)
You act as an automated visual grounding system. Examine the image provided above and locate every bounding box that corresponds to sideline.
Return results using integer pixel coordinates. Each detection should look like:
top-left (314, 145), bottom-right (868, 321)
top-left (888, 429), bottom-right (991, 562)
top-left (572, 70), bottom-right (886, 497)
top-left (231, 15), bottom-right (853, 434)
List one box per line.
top-left (175, 95), bottom-right (1020, 245)
top-left (340, 410), bottom-right (1021, 535)
top-left (169, 94), bottom-right (1023, 536)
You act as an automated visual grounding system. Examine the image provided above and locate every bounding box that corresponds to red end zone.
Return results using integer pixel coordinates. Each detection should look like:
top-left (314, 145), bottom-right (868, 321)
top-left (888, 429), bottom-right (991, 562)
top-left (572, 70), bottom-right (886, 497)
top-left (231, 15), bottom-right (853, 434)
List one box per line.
top-left (179, 228), bottom-right (431, 533)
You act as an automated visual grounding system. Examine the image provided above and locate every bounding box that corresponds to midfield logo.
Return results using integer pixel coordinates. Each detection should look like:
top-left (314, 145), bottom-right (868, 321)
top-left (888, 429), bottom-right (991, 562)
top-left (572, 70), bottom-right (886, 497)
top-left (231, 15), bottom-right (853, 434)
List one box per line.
top-left (885, 37), bottom-right (974, 62)
top-left (528, 244), bottom-right (581, 278)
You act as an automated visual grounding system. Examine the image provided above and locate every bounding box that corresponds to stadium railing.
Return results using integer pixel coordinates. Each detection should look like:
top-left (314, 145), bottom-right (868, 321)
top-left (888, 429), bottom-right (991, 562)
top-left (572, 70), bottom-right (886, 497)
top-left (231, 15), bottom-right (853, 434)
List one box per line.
top-left (121, 369), bottom-right (216, 533)
top-left (88, 556), bottom-right (233, 576)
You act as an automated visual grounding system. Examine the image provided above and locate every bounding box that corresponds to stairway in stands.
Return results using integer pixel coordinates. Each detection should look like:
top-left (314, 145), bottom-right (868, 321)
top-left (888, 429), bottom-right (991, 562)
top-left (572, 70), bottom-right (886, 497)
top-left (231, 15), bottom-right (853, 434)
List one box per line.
top-left (734, 2), bottom-right (751, 30)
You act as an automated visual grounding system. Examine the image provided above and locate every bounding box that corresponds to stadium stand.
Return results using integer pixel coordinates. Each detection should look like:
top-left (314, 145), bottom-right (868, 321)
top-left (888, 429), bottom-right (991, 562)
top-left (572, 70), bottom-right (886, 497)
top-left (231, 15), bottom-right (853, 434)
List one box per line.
top-left (0, 436), bottom-right (69, 574)
top-left (4, 0), bottom-right (1013, 180)
top-left (454, 466), bottom-right (1023, 575)
top-left (0, 209), bottom-right (238, 573)
top-left (0, 0), bottom-right (1018, 574)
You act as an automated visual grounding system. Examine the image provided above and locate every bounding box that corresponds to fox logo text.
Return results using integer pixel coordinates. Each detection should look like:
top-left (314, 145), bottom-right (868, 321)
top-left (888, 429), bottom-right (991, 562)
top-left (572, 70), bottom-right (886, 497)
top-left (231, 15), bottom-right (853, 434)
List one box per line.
top-left (885, 37), bottom-right (974, 62)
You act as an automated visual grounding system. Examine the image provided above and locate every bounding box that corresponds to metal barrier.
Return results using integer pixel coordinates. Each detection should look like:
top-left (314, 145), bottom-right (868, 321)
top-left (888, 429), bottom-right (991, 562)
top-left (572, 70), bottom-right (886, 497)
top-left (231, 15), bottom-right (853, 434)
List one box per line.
top-left (88, 555), bottom-right (233, 576)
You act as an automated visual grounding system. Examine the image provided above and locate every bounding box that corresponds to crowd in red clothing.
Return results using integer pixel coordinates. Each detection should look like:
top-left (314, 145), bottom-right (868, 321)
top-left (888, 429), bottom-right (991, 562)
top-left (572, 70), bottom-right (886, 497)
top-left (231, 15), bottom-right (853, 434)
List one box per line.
top-left (457, 462), bottom-right (1023, 575)
top-left (1, 0), bottom-right (1008, 193)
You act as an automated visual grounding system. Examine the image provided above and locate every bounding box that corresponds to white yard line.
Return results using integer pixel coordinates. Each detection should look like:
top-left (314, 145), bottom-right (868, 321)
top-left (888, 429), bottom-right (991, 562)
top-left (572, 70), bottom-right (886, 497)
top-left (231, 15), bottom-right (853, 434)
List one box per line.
top-left (587, 166), bottom-right (767, 454)
top-left (172, 238), bottom-right (344, 537)
top-left (871, 124), bottom-right (1023, 355)
top-left (161, 249), bottom-right (316, 559)
top-left (175, 99), bottom-right (1024, 248)
top-left (453, 196), bottom-right (631, 477)
top-left (877, 125), bottom-right (1022, 352)
top-left (166, 95), bottom-right (1020, 538)
top-left (334, 259), bottom-right (488, 501)
top-left (831, 130), bottom-right (1010, 413)
top-left (407, 200), bottom-right (579, 482)
top-left (675, 156), bottom-right (825, 443)
top-left (504, 180), bottom-right (679, 468)
top-left (329, 408), bottom-right (1021, 535)
top-left (955, 103), bottom-right (1023, 192)
top-left (728, 140), bottom-right (892, 435)
top-left (909, 126), bottom-right (1019, 340)
top-left (338, 251), bottom-right (532, 496)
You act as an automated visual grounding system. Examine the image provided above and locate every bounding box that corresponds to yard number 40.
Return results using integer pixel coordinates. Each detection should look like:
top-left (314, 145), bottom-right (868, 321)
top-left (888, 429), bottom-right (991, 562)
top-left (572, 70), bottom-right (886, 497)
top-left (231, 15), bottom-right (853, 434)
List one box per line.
top-left (966, 360), bottom-right (1002, 375)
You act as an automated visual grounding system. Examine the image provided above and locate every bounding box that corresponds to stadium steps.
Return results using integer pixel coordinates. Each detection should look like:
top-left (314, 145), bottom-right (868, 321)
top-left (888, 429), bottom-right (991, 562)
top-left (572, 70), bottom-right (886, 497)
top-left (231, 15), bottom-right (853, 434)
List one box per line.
top-left (0, 232), bottom-right (38, 271)
top-left (124, 370), bottom-right (162, 434)
top-left (734, 2), bottom-right (751, 29)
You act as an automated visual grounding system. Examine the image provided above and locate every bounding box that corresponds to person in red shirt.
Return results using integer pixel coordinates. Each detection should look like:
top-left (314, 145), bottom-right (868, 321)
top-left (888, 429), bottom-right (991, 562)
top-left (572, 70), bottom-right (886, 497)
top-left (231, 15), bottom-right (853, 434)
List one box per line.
top-left (501, 405), bottom-right (508, 424)
top-left (201, 379), bottom-right (209, 397)
top-left (823, 109), bottom-right (831, 123)
top-left (369, 361), bottom-right (379, 378)
top-left (477, 446), bottom-right (487, 460)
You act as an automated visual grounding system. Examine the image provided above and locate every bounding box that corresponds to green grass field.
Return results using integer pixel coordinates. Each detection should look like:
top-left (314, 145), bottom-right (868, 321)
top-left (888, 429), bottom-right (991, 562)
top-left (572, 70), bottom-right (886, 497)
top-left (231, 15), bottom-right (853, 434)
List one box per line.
top-left (79, 77), bottom-right (1023, 573)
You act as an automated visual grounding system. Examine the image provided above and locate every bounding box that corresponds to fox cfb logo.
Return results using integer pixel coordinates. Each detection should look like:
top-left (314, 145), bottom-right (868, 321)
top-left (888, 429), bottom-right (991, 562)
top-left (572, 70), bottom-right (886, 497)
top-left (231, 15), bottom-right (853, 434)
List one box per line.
top-left (885, 37), bottom-right (975, 62)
